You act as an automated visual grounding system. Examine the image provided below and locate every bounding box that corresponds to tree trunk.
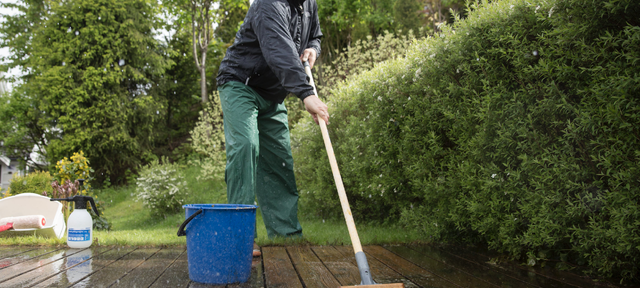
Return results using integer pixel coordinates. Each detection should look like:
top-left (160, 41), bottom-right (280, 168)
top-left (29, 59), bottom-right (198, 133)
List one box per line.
top-left (200, 62), bottom-right (208, 103)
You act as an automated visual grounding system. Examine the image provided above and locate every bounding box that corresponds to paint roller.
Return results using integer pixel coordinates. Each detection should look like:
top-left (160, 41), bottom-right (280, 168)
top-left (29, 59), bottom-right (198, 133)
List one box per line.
top-left (0, 215), bottom-right (46, 232)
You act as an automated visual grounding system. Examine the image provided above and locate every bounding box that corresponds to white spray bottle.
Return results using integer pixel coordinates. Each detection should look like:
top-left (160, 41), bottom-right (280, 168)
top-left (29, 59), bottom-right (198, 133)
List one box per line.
top-left (50, 182), bottom-right (100, 248)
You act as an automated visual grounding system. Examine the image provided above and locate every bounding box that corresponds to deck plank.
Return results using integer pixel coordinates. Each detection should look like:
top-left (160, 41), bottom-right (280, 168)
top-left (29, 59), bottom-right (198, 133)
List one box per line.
top-left (0, 248), bottom-right (93, 287)
top-left (441, 245), bottom-right (581, 288)
top-left (334, 246), bottom-right (419, 287)
top-left (0, 246), bottom-right (37, 260)
top-left (287, 246), bottom-right (341, 288)
top-left (111, 247), bottom-right (185, 287)
top-left (363, 245), bottom-right (459, 288)
top-left (150, 248), bottom-right (190, 288)
top-left (0, 244), bottom-right (612, 288)
top-left (311, 246), bottom-right (362, 286)
top-left (387, 245), bottom-right (510, 288)
top-left (72, 247), bottom-right (160, 287)
top-left (263, 246), bottom-right (303, 288)
top-left (0, 247), bottom-right (66, 283)
top-left (0, 247), bottom-right (61, 272)
top-left (62, 246), bottom-right (137, 287)
top-left (68, 246), bottom-right (137, 287)
top-left (30, 247), bottom-right (114, 287)
top-left (456, 245), bottom-right (610, 288)
top-left (226, 255), bottom-right (265, 288)
top-left (189, 281), bottom-right (227, 288)
top-left (190, 255), bottom-right (264, 288)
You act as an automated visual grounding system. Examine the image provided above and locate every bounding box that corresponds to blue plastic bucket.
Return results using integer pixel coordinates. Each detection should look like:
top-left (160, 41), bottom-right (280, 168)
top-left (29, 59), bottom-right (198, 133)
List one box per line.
top-left (178, 204), bottom-right (257, 284)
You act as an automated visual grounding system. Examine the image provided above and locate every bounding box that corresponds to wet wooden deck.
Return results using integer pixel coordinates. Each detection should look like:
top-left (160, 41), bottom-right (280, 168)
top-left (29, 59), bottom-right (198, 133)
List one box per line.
top-left (0, 244), bottom-right (616, 287)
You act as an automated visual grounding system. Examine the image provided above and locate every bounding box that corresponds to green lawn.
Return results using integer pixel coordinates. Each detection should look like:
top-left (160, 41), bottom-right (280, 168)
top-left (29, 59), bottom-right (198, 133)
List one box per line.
top-left (0, 165), bottom-right (425, 247)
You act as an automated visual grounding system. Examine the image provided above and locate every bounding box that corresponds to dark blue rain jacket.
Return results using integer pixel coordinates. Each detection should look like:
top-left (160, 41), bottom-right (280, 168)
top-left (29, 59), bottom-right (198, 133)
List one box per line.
top-left (216, 0), bottom-right (323, 103)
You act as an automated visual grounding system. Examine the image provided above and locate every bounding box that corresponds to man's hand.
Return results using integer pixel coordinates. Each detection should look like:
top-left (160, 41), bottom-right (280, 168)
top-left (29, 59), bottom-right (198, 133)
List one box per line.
top-left (303, 96), bottom-right (329, 125)
top-left (300, 48), bottom-right (317, 69)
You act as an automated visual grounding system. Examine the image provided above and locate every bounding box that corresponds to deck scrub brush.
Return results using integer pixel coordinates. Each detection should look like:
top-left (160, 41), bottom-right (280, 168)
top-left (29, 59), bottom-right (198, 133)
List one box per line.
top-left (304, 61), bottom-right (405, 288)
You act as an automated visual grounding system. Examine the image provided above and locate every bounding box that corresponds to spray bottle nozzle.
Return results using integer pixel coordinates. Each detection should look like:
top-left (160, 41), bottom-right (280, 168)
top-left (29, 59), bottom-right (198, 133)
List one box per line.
top-left (51, 195), bottom-right (100, 216)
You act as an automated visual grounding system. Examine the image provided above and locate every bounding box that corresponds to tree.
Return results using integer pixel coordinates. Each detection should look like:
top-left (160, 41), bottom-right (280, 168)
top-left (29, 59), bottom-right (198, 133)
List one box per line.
top-left (394, 0), bottom-right (423, 34)
top-left (154, 29), bottom-right (203, 155)
top-left (13, 0), bottom-right (169, 184)
top-left (214, 0), bottom-right (248, 45)
top-left (1, 0), bottom-right (51, 169)
top-left (0, 88), bottom-right (49, 170)
top-left (163, 0), bottom-right (248, 104)
top-left (188, 0), bottom-right (214, 104)
top-left (0, 0), bottom-right (47, 77)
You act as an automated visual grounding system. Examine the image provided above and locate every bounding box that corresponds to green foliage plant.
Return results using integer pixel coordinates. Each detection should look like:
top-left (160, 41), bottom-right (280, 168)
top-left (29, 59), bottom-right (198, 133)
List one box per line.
top-left (152, 29), bottom-right (203, 158)
top-left (188, 92), bottom-right (226, 181)
top-left (0, 1), bottom-right (48, 163)
top-left (294, 30), bottom-right (420, 219)
top-left (293, 0), bottom-right (640, 282)
top-left (53, 151), bottom-right (94, 191)
top-left (318, 31), bottom-right (420, 100)
top-left (136, 157), bottom-right (189, 218)
top-left (4, 0), bottom-right (169, 185)
top-left (0, 90), bottom-right (47, 171)
top-left (7, 171), bottom-right (53, 197)
top-left (393, 0), bottom-right (423, 34)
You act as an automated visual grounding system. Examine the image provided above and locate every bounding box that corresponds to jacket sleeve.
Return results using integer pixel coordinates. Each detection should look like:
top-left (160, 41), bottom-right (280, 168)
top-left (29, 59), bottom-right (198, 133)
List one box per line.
top-left (253, 1), bottom-right (315, 101)
top-left (307, 1), bottom-right (322, 57)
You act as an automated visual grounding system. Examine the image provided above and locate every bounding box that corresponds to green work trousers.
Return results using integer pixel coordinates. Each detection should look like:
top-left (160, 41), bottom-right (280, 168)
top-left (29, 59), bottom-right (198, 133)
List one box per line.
top-left (218, 81), bottom-right (303, 238)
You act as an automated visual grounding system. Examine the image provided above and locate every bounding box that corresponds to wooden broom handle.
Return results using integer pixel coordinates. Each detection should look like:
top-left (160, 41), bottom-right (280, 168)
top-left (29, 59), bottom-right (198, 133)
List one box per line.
top-left (303, 62), bottom-right (364, 255)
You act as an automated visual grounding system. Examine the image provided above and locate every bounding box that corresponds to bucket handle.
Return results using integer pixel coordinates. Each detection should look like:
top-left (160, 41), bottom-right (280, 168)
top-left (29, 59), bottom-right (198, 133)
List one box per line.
top-left (177, 209), bottom-right (203, 237)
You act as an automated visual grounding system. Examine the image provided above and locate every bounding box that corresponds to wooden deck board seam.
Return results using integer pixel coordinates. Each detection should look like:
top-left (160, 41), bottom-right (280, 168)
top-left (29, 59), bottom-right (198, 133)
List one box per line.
top-left (309, 246), bottom-right (350, 286)
top-left (67, 247), bottom-right (140, 287)
top-left (0, 248), bottom-right (89, 285)
top-left (448, 246), bottom-right (584, 288)
top-left (106, 247), bottom-right (163, 288)
top-left (0, 248), bottom-right (64, 272)
top-left (259, 251), bottom-right (266, 288)
top-left (371, 246), bottom-right (463, 288)
top-left (285, 247), bottom-right (310, 288)
top-left (146, 248), bottom-right (187, 288)
top-left (438, 246), bottom-right (561, 288)
top-left (333, 246), bottom-right (420, 287)
top-left (469, 246), bottom-right (594, 287)
top-left (26, 247), bottom-right (116, 287)
top-left (400, 245), bottom-right (503, 288)
top-left (0, 248), bottom-right (39, 261)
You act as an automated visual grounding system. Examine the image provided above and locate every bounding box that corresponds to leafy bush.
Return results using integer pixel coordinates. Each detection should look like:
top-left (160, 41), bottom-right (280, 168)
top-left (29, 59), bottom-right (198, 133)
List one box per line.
top-left (293, 29), bottom-right (423, 220)
top-left (135, 157), bottom-right (189, 217)
top-left (286, 31), bottom-right (420, 131)
top-left (292, 0), bottom-right (640, 283)
top-left (317, 30), bottom-right (419, 99)
top-left (53, 151), bottom-right (94, 192)
top-left (188, 92), bottom-right (226, 181)
top-left (7, 171), bottom-right (54, 197)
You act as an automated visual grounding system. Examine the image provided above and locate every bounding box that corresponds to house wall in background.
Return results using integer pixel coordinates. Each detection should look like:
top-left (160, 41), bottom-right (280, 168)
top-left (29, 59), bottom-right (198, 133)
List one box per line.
top-left (0, 159), bottom-right (20, 195)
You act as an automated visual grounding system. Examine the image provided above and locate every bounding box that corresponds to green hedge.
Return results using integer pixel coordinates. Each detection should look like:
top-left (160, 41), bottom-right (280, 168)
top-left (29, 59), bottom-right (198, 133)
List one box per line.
top-left (292, 0), bottom-right (639, 282)
top-left (7, 171), bottom-right (54, 197)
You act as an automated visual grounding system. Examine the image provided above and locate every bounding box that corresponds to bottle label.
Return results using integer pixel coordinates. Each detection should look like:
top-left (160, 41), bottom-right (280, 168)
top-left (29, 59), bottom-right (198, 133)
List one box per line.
top-left (68, 228), bottom-right (91, 241)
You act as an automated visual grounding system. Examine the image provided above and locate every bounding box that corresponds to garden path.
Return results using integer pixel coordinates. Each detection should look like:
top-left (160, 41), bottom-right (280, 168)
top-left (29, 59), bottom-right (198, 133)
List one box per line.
top-left (0, 244), bottom-right (616, 287)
